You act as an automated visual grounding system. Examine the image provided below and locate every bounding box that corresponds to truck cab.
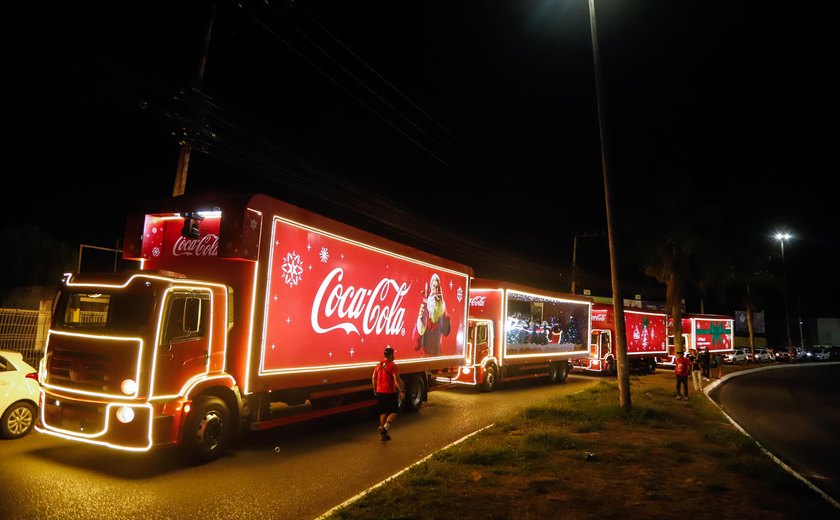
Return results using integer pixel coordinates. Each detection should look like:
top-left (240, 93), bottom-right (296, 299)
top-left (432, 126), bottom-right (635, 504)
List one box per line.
top-left (39, 271), bottom-right (235, 459)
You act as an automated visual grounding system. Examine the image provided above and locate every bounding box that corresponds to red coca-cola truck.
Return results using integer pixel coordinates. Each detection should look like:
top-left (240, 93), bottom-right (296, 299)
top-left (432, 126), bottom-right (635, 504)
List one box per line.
top-left (441, 279), bottom-right (592, 391)
top-left (37, 193), bottom-right (472, 461)
top-left (571, 304), bottom-right (668, 375)
top-left (658, 313), bottom-right (734, 365)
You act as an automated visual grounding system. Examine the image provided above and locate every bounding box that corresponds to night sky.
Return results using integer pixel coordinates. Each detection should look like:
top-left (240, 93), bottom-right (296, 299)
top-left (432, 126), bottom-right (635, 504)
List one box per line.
top-left (3, 1), bottom-right (837, 345)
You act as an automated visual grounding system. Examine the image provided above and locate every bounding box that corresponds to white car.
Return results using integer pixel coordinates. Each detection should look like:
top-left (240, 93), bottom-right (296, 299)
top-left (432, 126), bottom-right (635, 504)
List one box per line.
top-left (0, 351), bottom-right (40, 439)
top-left (723, 348), bottom-right (747, 365)
top-left (753, 348), bottom-right (772, 363)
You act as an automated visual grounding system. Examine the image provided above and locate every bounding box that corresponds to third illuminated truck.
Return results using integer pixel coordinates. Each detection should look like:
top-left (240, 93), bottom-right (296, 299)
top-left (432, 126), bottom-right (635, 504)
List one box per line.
top-left (572, 304), bottom-right (668, 375)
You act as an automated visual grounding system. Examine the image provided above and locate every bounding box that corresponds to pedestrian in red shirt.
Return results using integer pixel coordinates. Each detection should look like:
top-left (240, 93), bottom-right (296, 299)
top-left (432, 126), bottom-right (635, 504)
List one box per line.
top-left (674, 350), bottom-right (690, 400)
top-left (372, 346), bottom-right (405, 441)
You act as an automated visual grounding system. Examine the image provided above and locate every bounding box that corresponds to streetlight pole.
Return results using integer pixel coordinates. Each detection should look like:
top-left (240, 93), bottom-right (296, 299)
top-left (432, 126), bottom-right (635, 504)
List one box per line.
top-left (775, 232), bottom-right (793, 354)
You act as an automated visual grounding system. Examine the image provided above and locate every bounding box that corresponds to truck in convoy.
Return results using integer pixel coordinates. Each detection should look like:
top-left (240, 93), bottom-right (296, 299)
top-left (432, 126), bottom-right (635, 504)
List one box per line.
top-left (441, 278), bottom-right (592, 391)
top-left (36, 193), bottom-right (472, 462)
top-left (658, 313), bottom-right (735, 365)
top-left (571, 304), bottom-right (668, 375)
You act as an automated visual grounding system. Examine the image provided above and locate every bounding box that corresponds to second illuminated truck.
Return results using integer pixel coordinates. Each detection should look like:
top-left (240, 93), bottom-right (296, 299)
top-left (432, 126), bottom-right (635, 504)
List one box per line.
top-left (37, 193), bottom-right (472, 462)
top-left (442, 279), bottom-right (592, 391)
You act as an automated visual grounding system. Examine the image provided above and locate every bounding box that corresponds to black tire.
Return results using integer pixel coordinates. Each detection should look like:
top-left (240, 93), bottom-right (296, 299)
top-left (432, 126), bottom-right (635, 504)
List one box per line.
top-left (1, 401), bottom-right (37, 439)
top-left (400, 375), bottom-right (425, 412)
top-left (548, 361), bottom-right (568, 384)
top-left (481, 365), bottom-right (498, 392)
top-left (647, 359), bottom-right (656, 374)
top-left (182, 396), bottom-right (231, 464)
top-left (558, 361), bottom-right (569, 382)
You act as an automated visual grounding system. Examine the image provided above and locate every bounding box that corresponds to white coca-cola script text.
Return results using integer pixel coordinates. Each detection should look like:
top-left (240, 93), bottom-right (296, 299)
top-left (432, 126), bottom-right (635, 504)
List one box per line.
top-left (311, 268), bottom-right (410, 336)
top-left (172, 234), bottom-right (219, 257)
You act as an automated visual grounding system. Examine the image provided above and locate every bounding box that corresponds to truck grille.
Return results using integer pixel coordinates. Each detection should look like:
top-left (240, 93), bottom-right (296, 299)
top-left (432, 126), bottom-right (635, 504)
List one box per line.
top-left (49, 349), bottom-right (111, 393)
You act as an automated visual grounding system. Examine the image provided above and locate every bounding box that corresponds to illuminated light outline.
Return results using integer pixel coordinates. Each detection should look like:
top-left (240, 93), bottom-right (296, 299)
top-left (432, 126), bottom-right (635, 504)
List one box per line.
top-left (37, 389), bottom-right (154, 452)
top-left (149, 284), bottom-right (227, 399)
top-left (501, 288), bottom-right (592, 362)
top-left (56, 273), bottom-right (231, 400)
top-left (179, 373), bottom-right (237, 398)
top-left (256, 214), bottom-right (471, 377)
top-left (241, 207), bottom-right (264, 397)
top-left (42, 330), bottom-right (144, 400)
top-left (243, 258), bottom-right (261, 395)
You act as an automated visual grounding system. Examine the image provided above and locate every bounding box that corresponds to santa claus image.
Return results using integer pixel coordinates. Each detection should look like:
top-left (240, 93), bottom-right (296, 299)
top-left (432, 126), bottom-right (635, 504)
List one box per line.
top-left (413, 273), bottom-right (451, 356)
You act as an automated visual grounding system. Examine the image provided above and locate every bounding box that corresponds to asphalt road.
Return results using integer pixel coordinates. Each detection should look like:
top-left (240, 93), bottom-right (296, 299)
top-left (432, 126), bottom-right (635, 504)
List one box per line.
top-left (708, 362), bottom-right (840, 505)
top-left (0, 374), bottom-right (600, 520)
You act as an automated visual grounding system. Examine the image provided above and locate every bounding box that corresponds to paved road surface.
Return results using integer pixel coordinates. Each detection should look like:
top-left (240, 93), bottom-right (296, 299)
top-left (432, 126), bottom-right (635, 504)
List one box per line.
top-left (708, 363), bottom-right (840, 506)
top-left (0, 374), bottom-right (600, 520)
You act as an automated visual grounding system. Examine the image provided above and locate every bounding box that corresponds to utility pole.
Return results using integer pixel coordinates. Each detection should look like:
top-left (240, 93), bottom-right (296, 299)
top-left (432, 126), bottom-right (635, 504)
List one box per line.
top-left (588, 0), bottom-right (630, 410)
top-left (172, 2), bottom-right (217, 197)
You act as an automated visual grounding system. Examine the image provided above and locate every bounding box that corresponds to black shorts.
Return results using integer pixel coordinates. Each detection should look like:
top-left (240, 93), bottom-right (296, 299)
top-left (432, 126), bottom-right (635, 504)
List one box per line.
top-left (376, 392), bottom-right (400, 414)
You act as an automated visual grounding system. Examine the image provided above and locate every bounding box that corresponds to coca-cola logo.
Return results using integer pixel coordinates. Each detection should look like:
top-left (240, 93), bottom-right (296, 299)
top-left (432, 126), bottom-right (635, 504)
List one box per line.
top-left (469, 295), bottom-right (486, 307)
top-left (311, 268), bottom-right (409, 336)
top-left (172, 234), bottom-right (219, 257)
top-left (592, 312), bottom-right (608, 322)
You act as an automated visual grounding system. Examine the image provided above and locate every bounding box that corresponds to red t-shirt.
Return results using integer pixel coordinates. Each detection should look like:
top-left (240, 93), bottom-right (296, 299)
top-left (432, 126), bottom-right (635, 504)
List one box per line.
top-left (374, 359), bottom-right (399, 393)
top-left (674, 356), bottom-right (690, 376)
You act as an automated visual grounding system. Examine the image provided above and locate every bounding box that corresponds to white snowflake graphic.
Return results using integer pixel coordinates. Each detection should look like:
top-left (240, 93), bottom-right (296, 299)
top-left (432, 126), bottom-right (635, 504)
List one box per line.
top-left (457, 286), bottom-right (463, 303)
top-left (152, 246), bottom-right (161, 258)
top-left (281, 250), bottom-right (304, 287)
top-left (319, 247), bottom-right (329, 263)
top-left (249, 218), bottom-right (258, 230)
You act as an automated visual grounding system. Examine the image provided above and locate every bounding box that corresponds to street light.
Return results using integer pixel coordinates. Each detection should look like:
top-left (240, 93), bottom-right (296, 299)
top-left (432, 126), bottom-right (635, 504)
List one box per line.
top-left (774, 232), bottom-right (792, 353)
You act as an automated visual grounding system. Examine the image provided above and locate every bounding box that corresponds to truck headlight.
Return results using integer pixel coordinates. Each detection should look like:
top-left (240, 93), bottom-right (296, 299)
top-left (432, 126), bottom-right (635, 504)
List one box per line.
top-left (121, 378), bottom-right (138, 395)
top-left (116, 406), bottom-right (135, 424)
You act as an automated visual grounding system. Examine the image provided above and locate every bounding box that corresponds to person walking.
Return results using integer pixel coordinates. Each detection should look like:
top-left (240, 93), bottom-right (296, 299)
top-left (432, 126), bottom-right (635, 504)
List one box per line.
top-left (688, 348), bottom-right (703, 391)
top-left (372, 346), bottom-right (405, 441)
top-left (674, 350), bottom-right (690, 400)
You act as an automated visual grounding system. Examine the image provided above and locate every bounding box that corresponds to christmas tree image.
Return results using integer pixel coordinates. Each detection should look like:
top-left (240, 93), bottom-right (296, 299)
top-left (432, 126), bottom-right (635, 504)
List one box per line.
top-left (565, 315), bottom-right (581, 345)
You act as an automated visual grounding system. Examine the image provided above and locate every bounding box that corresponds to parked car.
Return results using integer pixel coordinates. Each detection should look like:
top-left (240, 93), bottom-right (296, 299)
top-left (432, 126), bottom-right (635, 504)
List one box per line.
top-left (772, 348), bottom-right (790, 362)
top-left (0, 351), bottom-right (40, 439)
top-left (723, 348), bottom-right (747, 365)
top-left (753, 347), bottom-right (772, 363)
top-left (804, 345), bottom-right (831, 362)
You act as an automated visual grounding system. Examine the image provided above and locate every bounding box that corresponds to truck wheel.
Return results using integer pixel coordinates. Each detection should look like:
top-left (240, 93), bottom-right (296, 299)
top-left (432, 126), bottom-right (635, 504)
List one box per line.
top-left (605, 358), bottom-right (617, 377)
top-left (183, 396), bottom-right (231, 464)
top-left (647, 359), bottom-right (656, 374)
top-left (400, 375), bottom-right (425, 413)
top-left (548, 362), bottom-right (566, 384)
top-left (481, 365), bottom-right (498, 393)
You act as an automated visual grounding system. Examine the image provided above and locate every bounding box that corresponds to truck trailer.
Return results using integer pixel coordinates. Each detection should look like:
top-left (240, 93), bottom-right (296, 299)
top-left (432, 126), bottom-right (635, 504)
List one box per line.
top-left (36, 193), bottom-right (472, 461)
top-left (572, 304), bottom-right (668, 375)
top-left (443, 278), bottom-right (592, 391)
top-left (658, 313), bottom-right (735, 365)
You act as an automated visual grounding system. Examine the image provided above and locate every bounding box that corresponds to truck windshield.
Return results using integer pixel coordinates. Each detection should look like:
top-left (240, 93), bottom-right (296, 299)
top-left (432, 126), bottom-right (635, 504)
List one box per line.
top-left (55, 291), bottom-right (155, 335)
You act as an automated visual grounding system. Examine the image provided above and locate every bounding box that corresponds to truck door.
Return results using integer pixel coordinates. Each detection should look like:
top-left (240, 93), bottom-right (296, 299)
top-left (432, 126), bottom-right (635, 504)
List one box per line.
top-left (474, 321), bottom-right (491, 363)
top-left (152, 289), bottom-right (212, 397)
